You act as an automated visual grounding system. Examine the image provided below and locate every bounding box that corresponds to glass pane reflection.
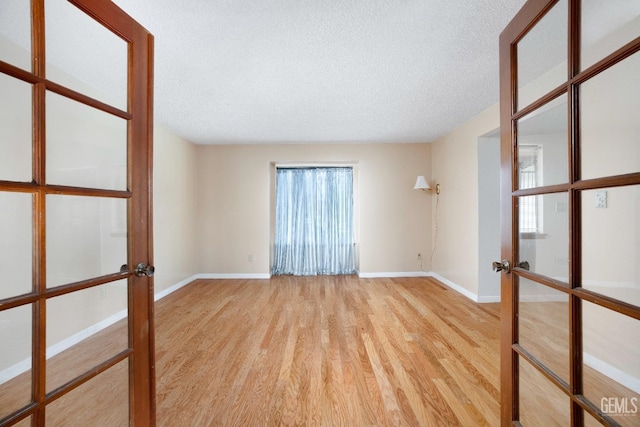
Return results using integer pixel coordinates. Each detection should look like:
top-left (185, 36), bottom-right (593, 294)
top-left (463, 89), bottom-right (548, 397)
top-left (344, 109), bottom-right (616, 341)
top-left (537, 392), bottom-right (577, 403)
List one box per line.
top-left (581, 1), bottom-right (640, 70)
top-left (581, 52), bottom-right (640, 180)
top-left (0, 304), bottom-right (32, 420)
top-left (46, 280), bottom-right (128, 393)
top-left (517, 0), bottom-right (567, 110)
top-left (0, 73), bottom-right (32, 183)
top-left (518, 277), bottom-right (569, 382)
top-left (0, 192), bottom-right (32, 300)
top-left (517, 95), bottom-right (568, 189)
top-left (585, 409), bottom-right (607, 427)
top-left (46, 358), bottom-right (129, 425)
top-left (46, 91), bottom-right (127, 191)
top-left (583, 301), bottom-right (640, 427)
top-left (46, 195), bottom-right (127, 288)
top-left (582, 186), bottom-right (640, 306)
top-left (0, 0), bottom-right (31, 71)
top-left (45, 0), bottom-right (128, 110)
top-left (518, 192), bottom-right (569, 281)
top-left (12, 417), bottom-right (32, 427)
top-left (519, 356), bottom-right (570, 426)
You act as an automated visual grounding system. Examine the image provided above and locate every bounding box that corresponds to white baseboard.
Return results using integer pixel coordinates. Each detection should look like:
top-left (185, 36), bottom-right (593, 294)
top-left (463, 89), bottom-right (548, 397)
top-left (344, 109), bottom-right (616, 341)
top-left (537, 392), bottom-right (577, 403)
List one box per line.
top-left (554, 277), bottom-right (637, 290)
top-left (154, 274), bottom-right (200, 301)
top-left (357, 271), bottom-right (500, 303)
top-left (196, 273), bottom-right (272, 280)
top-left (0, 308), bottom-right (128, 385)
top-left (423, 272), bottom-right (499, 303)
top-left (46, 309), bottom-right (128, 359)
top-left (426, 272), bottom-right (480, 302)
top-left (584, 352), bottom-right (640, 394)
top-left (477, 295), bottom-right (501, 303)
top-left (358, 271), bottom-right (429, 278)
top-left (519, 294), bottom-right (567, 303)
top-left (0, 358), bottom-right (31, 385)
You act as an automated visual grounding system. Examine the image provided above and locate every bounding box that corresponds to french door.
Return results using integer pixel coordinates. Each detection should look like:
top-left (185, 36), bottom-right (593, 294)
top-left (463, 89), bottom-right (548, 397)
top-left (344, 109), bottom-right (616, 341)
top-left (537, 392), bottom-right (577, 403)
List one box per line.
top-left (0, 0), bottom-right (155, 425)
top-left (499, 0), bottom-right (639, 426)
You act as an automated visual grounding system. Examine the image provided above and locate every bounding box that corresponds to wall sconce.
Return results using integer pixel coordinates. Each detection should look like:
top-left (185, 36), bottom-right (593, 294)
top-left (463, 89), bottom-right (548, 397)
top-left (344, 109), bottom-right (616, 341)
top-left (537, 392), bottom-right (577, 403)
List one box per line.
top-left (414, 175), bottom-right (440, 195)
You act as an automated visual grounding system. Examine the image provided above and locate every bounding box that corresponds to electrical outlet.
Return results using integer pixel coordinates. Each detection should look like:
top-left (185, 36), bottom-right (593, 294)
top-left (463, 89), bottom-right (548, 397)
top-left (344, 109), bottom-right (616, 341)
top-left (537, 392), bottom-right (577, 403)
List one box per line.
top-left (248, 254), bottom-right (253, 262)
top-left (595, 191), bottom-right (607, 208)
top-left (554, 202), bottom-right (567, 213)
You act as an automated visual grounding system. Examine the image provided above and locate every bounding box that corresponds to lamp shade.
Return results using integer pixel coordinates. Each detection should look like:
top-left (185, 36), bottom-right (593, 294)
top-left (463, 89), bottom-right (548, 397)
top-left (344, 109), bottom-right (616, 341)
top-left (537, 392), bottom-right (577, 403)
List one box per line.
top-left (413, 175), bottom-right (430, 190)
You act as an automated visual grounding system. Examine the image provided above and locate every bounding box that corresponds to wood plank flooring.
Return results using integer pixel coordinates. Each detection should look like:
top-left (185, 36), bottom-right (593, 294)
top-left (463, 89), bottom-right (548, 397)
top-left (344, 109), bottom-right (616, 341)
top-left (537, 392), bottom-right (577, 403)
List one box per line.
top-left (2, 275), bottom-right (639, 425)
top-left (153, 276), bottom-right (501, 426)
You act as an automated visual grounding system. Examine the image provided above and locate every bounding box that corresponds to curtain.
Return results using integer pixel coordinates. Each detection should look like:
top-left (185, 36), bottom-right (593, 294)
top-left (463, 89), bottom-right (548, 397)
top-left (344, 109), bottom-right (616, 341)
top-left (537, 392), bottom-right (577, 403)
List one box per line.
top-left (273, 167), bottom-right (355, 276)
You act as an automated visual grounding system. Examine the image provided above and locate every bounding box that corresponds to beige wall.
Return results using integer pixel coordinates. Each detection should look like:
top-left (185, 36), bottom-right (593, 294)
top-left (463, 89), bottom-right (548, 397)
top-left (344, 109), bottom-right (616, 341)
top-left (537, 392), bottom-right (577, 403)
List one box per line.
top-left (431, 104), bottom-right (499, 296)
top-left (153, 125), bottom-right (200, 294)
top-left (195, 143), bottom-right (432, 276)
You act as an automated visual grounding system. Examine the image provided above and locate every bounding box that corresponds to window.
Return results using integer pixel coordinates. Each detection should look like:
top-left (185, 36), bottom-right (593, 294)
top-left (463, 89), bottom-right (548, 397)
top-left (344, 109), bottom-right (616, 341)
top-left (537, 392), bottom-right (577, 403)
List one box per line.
top-left (519, 145), bottom-right (543, 234)
top-left (272, 167), bottom-right (355, 276)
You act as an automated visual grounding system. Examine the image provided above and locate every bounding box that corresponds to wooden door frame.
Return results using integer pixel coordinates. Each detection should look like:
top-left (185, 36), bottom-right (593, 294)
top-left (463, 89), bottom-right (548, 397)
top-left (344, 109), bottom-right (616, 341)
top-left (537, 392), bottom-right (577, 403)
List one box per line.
top-left (499, 0), bottom-right (640, 425)
top-left (68, 1), bottom-right (157, 424)
top-left (498, 2), bottom-right (551, 421)
top-left (0, 0), bottom-right (155, 425)
top-left (125, 4), bottom-right (156, 424)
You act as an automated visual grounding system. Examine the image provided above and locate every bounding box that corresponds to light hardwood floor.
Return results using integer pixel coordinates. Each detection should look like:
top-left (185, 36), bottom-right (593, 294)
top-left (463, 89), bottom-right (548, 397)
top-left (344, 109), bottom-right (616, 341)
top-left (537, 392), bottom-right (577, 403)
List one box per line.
top-left (153, 276), bottom-right (501, 426)
top-left (3, 275), bottom-right (501, 426)
top-left (2, 275), bottom-right (639, 425)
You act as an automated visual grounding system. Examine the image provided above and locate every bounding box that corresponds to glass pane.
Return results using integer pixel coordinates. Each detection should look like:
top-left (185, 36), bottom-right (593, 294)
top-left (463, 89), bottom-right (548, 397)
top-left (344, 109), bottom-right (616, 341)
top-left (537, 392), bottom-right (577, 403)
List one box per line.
top-left (46, 280), bottom-right (128, 393)
top-left (518, 277), bottom-right (569, 382)
top-left (46, 92), bottom-right (127, 191)
top-left (0, 304), bottom-right (32, 420)
top-left (583, 301), bottom-right (640, 427)
top-left (581, 52), bottom-right (640, 180)
top-left (517, 0), bottom-right (567, 110)
top-left (0, 192), bottom-right (32, 300)
top-left (46, 195), bottom-right (127, 288)
top-left (46, 358), bottom-right (129, 425)
top-left (585, 408), bottom-right (606, 427)
top-left (582, 186), bottom-right (640, 306)
top-left (45, 0), bottom-right (128, 110)
top-left (12, 417), bottom-right (32, 427)
top-left (518, 193), bottom-right (569, 280)
top-left (0, 0), bottom-right (31, 71)
top-left (0, 73), bottom-right (32, 183)
top-left (519, 356), bottom-right (570, 426)
top-left (517, 95), bottom-right (568, 189)
top-left (581, 0), bottom-right (640, 70)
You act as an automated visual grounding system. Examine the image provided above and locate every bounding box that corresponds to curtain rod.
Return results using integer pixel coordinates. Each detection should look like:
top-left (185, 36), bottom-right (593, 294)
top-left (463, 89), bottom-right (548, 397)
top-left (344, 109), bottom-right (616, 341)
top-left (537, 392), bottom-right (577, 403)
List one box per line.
top-left (276, 166), bottom-right (353, 170)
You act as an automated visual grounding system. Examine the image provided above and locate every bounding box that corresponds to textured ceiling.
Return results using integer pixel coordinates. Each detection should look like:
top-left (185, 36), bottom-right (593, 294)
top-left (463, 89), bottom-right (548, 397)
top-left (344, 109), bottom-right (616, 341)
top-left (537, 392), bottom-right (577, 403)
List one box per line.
top-left (109, 0), bottom-right (527, 144)
top-left (2, 1), bottom-right (638, 145)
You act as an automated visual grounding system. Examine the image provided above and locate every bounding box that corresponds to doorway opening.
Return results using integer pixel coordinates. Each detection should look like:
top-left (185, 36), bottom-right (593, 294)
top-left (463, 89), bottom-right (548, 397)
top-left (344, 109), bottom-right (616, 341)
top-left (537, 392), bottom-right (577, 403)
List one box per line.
top-left (477, 128), bottom-right (501, 302)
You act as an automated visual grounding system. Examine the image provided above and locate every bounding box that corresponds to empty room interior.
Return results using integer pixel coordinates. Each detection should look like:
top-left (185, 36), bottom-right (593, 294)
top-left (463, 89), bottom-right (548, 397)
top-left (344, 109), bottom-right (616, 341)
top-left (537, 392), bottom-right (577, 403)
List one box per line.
top-left (1, 0), bottom-right (639, 426)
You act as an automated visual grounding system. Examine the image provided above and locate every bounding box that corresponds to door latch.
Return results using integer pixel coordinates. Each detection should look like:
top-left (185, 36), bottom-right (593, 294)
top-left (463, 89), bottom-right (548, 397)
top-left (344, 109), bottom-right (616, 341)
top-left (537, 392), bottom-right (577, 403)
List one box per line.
top-left (518, 261), bottom-right (530, 271)
top-left (135, 263), bottom-right (155, 277)
top-left (492, 260), bottom-right (511, 274)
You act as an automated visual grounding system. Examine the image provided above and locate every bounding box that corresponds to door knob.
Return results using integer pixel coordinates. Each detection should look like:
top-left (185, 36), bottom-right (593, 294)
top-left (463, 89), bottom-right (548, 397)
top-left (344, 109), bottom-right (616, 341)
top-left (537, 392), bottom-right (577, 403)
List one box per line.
top-left (492, 260), bottom-right (511, 274)
top-left (135, 263), bottom-right (155, 277)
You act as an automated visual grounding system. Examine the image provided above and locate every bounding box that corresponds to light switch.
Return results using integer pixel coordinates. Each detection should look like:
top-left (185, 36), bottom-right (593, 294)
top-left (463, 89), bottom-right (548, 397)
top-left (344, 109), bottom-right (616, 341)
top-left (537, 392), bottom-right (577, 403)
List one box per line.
top-left (595, 190), bottom-right (607, 208)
